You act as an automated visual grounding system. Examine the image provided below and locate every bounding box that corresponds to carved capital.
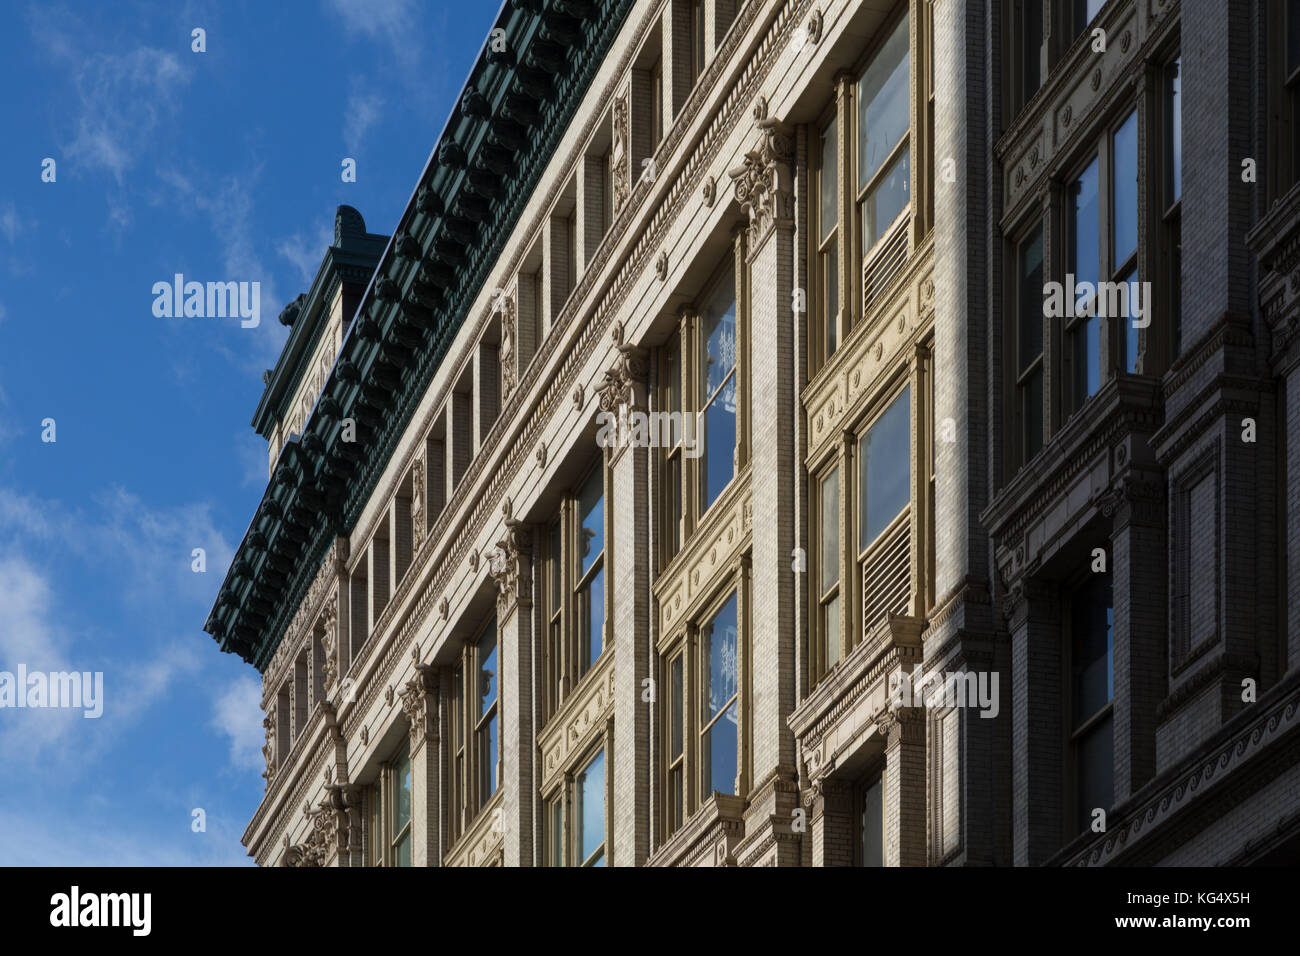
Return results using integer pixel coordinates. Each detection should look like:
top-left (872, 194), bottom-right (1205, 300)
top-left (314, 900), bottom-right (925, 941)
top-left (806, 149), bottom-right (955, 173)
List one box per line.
top-left (612, 93), bottom-right (630, 214)
top-left (489, 519), bottom-right (534, 618)
top-left (873, 704), bottom-right (925, 749)
top-left (261, 712), bottom-right (276, 782)
top-left (497, 294), bottom-right (517, 399)
top-left (399, 662), bottom-right (440, 751)
top-left (595, 343), bottom-right (649, 413)
top-left (320, 592), bottom-right (340, 692)
top-left (728, 117), bottom-right (794, 248)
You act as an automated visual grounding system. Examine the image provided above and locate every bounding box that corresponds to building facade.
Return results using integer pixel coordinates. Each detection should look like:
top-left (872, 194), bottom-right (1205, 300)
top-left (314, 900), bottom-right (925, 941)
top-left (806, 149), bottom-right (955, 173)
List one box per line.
top-left (205, 0), bottom-right (1300, 867)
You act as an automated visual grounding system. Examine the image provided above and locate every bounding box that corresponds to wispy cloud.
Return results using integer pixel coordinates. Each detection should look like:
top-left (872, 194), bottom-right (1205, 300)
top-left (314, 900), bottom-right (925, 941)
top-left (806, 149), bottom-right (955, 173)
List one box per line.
top-left (343, 82), bottom-right (385, 156)
top-left (276, 216), bottom-right (334, 287)
top-left (0, 202), bottom-right (21, 244)
top-left (210, 675), bottom-right (264, 773)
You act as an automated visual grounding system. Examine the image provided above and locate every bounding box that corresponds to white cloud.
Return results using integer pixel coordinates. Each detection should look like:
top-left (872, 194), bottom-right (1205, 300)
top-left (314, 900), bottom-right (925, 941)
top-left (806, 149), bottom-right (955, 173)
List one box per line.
top-left (0, 807), bottom-right (253, 866)
top-left (210, 675), bottom-right (265, 773)
top-left (276, 216), bottom-right (334, 287)
top-left (0, 202), bottom-right (21, 244)
top-left (344, 83), bottom-right (385, 156)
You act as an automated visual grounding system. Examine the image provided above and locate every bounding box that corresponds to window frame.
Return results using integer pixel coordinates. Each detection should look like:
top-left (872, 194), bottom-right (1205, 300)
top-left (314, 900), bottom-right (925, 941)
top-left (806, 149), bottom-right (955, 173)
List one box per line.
top-left (1063, 568), bottom-right (1114, 837)
top-left (541, 729), bottom-right (611, 867)
top-left (366, 741), bottom-right (412, 867)
top-left (448, 614), bottom-right (500, 845)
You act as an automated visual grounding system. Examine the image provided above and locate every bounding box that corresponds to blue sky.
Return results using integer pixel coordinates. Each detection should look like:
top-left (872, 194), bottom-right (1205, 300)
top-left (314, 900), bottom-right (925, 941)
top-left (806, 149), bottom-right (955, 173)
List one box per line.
top-left (0, 0), bottom-right (499, 864)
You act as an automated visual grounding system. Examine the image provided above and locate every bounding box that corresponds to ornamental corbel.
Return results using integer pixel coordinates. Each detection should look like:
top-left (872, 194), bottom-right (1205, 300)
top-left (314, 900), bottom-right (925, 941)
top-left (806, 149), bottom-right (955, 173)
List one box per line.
top-left (489, 519), bottom-right (533, 618)
top-left (728, 116), bottom-right (794, 247)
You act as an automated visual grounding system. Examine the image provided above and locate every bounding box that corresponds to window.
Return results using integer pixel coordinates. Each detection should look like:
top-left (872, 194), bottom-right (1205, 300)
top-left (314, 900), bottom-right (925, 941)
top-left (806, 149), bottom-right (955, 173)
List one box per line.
top-left (1008, 0), bottom-right (1043, 115)
top-left (815, 465), bottom-right (842, 679)
top-left (1066, 156), bottom-right (1101, 406)
top-left (857, 769), bottom-right (884, 866)
top-left (1112, 112), bottom-right (1139, 372)
top-left (1163, 57), bottom-right (1182, 357)
top-left (815, 113), bottom-right (841, 365)
top-left (541, 462), bottom-right (608, 718)
top-left (659, 253), bottom-right (744, 558)
top-left (1069, 571), bottom-right (1113, 834)
top-left (576, 749), bottom-right (607, 866)
top-left (565, 208), bottom-right (578, 298)
top-left (659, 579), bottom-right (747, 840)
top-left (448, 616), bottom-right (499, 843)
top-left (857, 12), bottom-right (911, 255)
top-left (1015, 226), bottom-right (1044, 465)
top-left (476, 624), bottom-right (499, 806)
top-left (366, 743), bottom-right (412, 866)
top-left (1271, 5), bottom-right (1300, 198)
top-left (1067, 0), bottom-right (1105, 44)
top-left (690, 0), bottom-right (705, 82)
top-left (858, 388), bottom-right (911, 550)
top-left (699, 592), bottom-right (739, 798)
top-left (650, 57), bottom-right (664, 146)
top-left (543, 743), bottom-right (609, 866)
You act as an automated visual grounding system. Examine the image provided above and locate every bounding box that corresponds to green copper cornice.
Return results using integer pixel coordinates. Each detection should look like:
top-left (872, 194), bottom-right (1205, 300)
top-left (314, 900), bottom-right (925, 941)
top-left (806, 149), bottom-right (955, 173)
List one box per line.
top-left (206, 0), bottom-right (636, 670)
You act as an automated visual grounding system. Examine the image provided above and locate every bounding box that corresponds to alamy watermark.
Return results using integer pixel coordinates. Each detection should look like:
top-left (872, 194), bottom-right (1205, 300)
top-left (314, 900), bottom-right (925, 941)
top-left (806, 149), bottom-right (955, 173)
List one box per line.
top-left (888, 667), bottom-right (1000, 718)
top-left (1042, 274), bottom-right (1151, 327)
top-left (595, 404), bottom-right (703, 458)
top-left (151, 273), bottom-right (260, 328)
top-left (0, 665), bottom-right (103, 718)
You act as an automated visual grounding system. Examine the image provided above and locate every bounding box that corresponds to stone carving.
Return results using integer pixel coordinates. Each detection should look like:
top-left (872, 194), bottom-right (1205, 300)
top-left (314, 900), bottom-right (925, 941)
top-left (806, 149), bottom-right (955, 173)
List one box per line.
top-left (262, 713), bottom-right (277, 782)
top-left (728, 117), bottom-right (794, 247)
top-left (655, 250), bottom-right (668, 280)
top-left (410, 457), bottom-right (426, 553)
top-left (489, 519), bottom-right (533, 617)
top-left (596, 342), bottom-right (650, 413)
top-left (320, 592), bottom-right (339, 692)
top-left (702, 175), bottom-right (717, 207)
top-left (399, 663), bottom-right (439, 751)
top-left (612, 94), bottom-right (630, 213)
top-left (806, 8), bottom-right (824, 44)
top-left (498, 294), bottom-right (517, 399)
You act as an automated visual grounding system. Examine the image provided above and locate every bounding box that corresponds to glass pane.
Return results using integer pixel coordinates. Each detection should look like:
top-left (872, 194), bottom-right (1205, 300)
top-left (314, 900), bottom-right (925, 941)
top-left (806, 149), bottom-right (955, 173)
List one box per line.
top-left (1072, 572), bottom-right (1114, 723)
top-left (858, 387), bottom-right (912, 548)
top-left (699, 266), bottom-right (738, 401)
top-left (479, 626), bottom-right (498, 717)
top-left (577, 749), bottom-right (606, 864)
top-left (669, 455), bottom-right (682, 555)
top-left (1119, 266), bottom-right (1139, 373)
top-left (1024, 369), bottom-right (1043, 460)
top-left (393, 749), bottom-right (412, 831)
top-left (820, 117), bottom-right (838, 239)
top-left (1112, 112), bottom-right (1138, 267)
top-left (863, 145), bottom-right (910, 250)
top-left (1068, 157), bottom-right (1100, 304)
top-left (824, 241), bottom-right (838, 356)
top-left (669, 765), bottom-right (684, 830)
top-left (1074, 316), bottom-right (1101, 401)
top-left (702, 593), bottom-right (739, 721)
top-left (368, 784), bottom-right (382, 866)
top-left (857, 13), bottom-right (911, 189)
top-left (394, 833), bottom-right (411, 868)
top-left (1022, 0), bottom-right (1042, 104)
top-left (578, 466), bottom-right (604, 577)
top-left (703, 701), bottom-right (739, 797)
top-left (1290, 2), bottom-right (1300, 73)
top-left (549, 798), bottom-right (564, 866)
top-left (1167, 59), bottom-right (1181, 205)
top-left (820, 467), bottom-right (840, 595)
top-left (1076, 713), bottom-right (1114, 830)
top-left (824, 594), bottom-right (841, 669)
top-left (549, 520), bottom-right (562, 609)
top-left (480, 713), bottom-right (499, 800)
top-left (670, 655), bottom-right (684, 760)
top-left (1018, 227), bottom-right (1043, 373)
top-left (667, 335), bottom-right (681, 438)
top-left (701, 373), bottom-right (737, 511)
top-left (860, 775), bottom-right (883, 867)
top-left (580, 565), bottom-right (604, 672)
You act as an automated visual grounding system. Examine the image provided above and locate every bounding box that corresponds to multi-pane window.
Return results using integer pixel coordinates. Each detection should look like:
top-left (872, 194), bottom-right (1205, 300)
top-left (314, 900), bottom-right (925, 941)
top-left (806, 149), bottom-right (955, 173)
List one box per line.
top-left (858, 12), bottom-right (911, 254)
top-left (1163, 57), bottom-right (1182, 357)
top-left (1069, 571), bottom-right (1113, 833)
top-left (1008, 0), bottom-right (1043, 116)
top-left (857, 769), bottom-right (884, 867)
top-left (810, 4), bottom-right (930, 375)
top-left (576, 749), bottom-right (607, 866)
top-left (659, 253), bottom-right (744, 562)
top-left (448, 616), bottom-right (499, 844)
top-left (543, 744), bottom-right (608, 867)
top-left (366, 743), bottom-right (412, 867)
top-left (700, 593), bottom-right (740, 798)
top-left (650, 56), bottom-right (664, 146)
top-left (815, 114), bottom-right (840, 364)
top-left (659, 581), bottom-right (747, 840)
top-left (1065, 109), bottom-right (1139, 406)
top-left (859, 388), bottom-right (911, 551)
top-left (542, 462), bottom-right (608, 718)
top-left (1016, 226), bottom-right (1045, 464)
top-left (689, 0), bottom-right (705, 83)
top-left (816, 466), bottom-right (842, 676)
